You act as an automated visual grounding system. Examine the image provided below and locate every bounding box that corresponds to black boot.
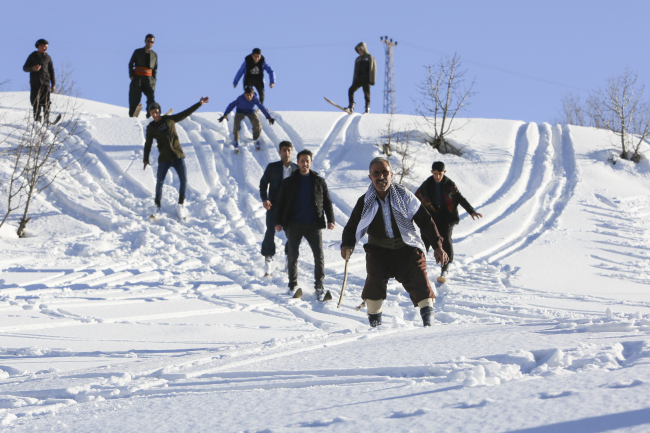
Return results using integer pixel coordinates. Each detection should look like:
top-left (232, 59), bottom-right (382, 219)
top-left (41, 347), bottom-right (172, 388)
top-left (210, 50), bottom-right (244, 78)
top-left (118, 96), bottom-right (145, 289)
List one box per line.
top-left (345, 102), bottom-right (355, 114)
top-left (365, 104), bottom-right (370, 114)
top-left (421, 306), bottom-right (433, 327)
top-left (368, 312), bottom-right (382, 327)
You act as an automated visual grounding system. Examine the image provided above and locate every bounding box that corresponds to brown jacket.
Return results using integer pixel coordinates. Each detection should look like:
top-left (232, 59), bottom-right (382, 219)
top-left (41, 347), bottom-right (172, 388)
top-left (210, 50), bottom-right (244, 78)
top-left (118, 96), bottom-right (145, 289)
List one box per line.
top-left (353, 42), bottom-right (376, 85)
top-left (143, 102), bottom-right (201, 163)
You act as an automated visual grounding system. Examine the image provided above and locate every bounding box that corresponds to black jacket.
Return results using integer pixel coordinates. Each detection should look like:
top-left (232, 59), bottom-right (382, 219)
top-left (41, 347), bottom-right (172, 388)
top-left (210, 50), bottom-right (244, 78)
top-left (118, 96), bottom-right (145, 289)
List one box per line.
top-left (23, 51), bottom-right (55, 88)
top-left (259, 160), bottom-right (299, 204)
top-left (144, 102), bottom-right (201, 163)
top-left (415, 175), bottom-right (475, 226)
top-left (342, 193), bottom-right (443, 251)
top-left (275, 170), bottom-right (335, 229)
top-left (129, 48), bottom-right (158, 79)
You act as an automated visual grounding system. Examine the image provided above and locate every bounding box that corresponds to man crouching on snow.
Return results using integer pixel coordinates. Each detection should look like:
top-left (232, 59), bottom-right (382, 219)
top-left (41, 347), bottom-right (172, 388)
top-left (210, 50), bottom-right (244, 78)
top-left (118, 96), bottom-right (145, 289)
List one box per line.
top-left (340, 157), bottom-right (448, 327)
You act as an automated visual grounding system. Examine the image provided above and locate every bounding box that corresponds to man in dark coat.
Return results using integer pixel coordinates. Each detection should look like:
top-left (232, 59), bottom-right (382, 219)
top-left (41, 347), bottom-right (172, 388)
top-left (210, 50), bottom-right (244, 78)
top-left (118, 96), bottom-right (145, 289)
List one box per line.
top-left (143, 96), bottom-right (209, 219)
top-left (233, 48), bottom-right (275, 105)
top-left (341, 157), bottom-right (448, 327)
top-left (23, 39), bottom-right (56, 122)
top-left (128, 34), bottom-right (158, 118)
top-left (345, 42), bottom-right (376, 114)
top-left (415, 161), bottom-right (482, 283)
top-left (274, 150), bottom-right (335, 299)
top-left (259, 141), bottom-right (299, 273)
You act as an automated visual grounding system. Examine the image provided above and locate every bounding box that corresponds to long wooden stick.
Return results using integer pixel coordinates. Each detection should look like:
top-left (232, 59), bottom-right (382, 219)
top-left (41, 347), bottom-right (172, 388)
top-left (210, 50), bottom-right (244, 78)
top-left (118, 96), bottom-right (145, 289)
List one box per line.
top-left (337, 249), bottom-right (351, 308)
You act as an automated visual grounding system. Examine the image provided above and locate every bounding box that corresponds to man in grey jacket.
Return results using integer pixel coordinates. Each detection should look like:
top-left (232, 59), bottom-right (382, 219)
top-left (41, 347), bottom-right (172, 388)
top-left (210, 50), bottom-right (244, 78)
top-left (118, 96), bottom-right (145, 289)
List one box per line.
top-left (128, 34), bottom-right (158, 118)
top-left (346, 42), bottom-right (376, 114)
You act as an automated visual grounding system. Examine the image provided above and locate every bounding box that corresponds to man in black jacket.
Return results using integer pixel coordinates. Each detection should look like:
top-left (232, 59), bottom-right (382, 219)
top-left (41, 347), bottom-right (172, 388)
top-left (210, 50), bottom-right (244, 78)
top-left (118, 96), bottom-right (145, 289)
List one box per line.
top-left (274, 150), bottom-right (335, 299)
top-left (341, 157), bottom-right (448, 327)
top-left (233, 48), bottom-right (275, 105)
top-left (345, 42), bottom-right (376, 114)
top-left (128, 34), bottom-right (158, 118)
top-left (259, 141), bottom-right (299, 273)
top-left (415, 161), bottom-right (482, 283)
top-left (23, 39), bottom-right (55, 122)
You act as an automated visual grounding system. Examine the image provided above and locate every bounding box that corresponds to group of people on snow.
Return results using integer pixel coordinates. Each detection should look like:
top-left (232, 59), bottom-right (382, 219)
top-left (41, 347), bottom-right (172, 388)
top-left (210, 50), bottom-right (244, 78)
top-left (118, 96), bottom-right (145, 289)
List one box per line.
top-left (22, 36), bottom-right (482, 327)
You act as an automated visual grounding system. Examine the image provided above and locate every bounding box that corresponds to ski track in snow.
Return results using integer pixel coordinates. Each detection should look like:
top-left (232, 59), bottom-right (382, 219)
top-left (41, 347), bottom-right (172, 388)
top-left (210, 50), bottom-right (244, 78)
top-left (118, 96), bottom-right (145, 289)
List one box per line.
top-left (1, 103), bottom-right (650, 430)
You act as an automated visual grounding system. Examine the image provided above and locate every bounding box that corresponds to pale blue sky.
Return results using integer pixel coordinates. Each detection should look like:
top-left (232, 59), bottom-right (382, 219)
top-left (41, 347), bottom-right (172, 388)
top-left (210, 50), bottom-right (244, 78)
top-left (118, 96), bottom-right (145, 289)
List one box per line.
top-left (1, 0), bottom-right (648, 123)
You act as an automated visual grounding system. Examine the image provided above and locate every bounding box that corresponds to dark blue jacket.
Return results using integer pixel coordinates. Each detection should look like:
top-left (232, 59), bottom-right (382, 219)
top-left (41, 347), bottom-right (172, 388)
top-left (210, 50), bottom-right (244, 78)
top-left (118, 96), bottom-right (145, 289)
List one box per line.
top-left (275, 170), bottom-right (335, 230)
top-left (223, 93), bottom-right (271, 118)
top-left (233, 60), bottom-right (275, 87)
top-left (259, 160), bottom-right (299, 204)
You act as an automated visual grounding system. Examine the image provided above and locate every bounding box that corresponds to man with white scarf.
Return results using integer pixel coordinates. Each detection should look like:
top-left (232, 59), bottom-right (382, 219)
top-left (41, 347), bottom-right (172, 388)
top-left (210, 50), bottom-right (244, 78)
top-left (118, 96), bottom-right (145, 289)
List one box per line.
top-left (341, 157), bottom-right (449, 327)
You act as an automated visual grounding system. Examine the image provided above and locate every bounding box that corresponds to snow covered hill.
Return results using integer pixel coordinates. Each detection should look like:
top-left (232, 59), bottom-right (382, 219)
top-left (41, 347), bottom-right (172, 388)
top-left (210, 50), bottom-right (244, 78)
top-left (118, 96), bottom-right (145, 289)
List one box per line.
top-left (1, 91), bottom-right (650, 432)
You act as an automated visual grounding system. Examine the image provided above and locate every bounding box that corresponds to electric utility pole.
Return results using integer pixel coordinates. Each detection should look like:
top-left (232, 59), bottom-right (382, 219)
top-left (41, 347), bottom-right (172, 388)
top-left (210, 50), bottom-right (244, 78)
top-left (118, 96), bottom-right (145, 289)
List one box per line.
top-left (380, 36), bottom-right (397, 114)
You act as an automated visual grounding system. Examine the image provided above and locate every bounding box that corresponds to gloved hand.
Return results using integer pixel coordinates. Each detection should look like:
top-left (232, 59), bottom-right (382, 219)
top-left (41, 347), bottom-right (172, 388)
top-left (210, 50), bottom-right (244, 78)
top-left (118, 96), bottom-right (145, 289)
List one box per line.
top-left (268, 118), bottom-right (275, 125)
top-left (218, 116), bottom-right (227, 123)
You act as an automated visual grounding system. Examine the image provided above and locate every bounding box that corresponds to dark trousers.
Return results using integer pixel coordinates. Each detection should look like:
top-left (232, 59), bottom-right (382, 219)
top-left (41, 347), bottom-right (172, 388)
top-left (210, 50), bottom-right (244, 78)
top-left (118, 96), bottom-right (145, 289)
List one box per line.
top-left (286, 222), bottom-right (324, 289)
top-left (261, 206), bottom-right (289, 257)
top-left (361, 244), bottom-right (435, 306)
top-left (434, 218), bottom-right (454, 266)
top-left (30, 85), bottom-right (51, 121)
top-left (348, 81), bottom-right (370, 106)
top-left (249, 82), bottom-right (265, 104)
top-left (155, 157), bottom-right (187, 203)
top-left (129, 76), bottom-right (156, 117)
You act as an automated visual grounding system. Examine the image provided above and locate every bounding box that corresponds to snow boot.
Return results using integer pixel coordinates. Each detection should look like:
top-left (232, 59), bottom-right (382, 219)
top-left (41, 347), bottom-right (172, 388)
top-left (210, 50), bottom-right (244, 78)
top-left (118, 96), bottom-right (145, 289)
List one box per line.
top-left (176, 203), bottom-right (188, 220)
top-left (344, 103), bottom-right (355, 114)
top-left (315, 288), bottom-right (324, 302)
top-left (368, 312), bottom-right (382, 328)
top-left (233, 141), bottom-right (240, 153)
top-left (421, 306), bottom-right (433, 327)
top-left (149, 202), bottom-right (162, 220)
top-left (365, 104), bottom-right (370, 114)
top-left (255, 141), bottom-right (261, 151)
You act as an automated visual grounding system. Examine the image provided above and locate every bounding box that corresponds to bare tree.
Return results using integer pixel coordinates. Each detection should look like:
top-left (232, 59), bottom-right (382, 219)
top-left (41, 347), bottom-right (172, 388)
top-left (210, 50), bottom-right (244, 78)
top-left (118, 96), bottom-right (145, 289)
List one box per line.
top-left (54, 61), bottom-right (79, 97)
top-left (588, 68), bottom-right (650, 162)
top-left (0, 90), bottom-right (88, 236)
top-left (416, 54), bottom-right (475, 155)
top-left (0, 124), bottom-right (29, 229)
top-left (392, 128), bottom-right (419, 185)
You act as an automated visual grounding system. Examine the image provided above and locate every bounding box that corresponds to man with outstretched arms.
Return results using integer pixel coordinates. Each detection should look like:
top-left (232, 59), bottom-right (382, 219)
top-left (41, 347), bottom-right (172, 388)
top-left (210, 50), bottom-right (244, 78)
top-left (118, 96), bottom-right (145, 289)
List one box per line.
top-left (259, 141), bottom-right (299, 275)
top-left (128, 34), bottom-right (158, 118)
top-left (345, 42), bottom-right (376, 114)
top-left (143, 97), bottom-right (209, 220)
top-left (341, 157), bottom-right (449, 327)
top-left (274, 150), bottom-right (335, 300)
top-left (23, 39), bottom-right (56, 123)
top-left (415, 161), bottom-right (482, 283)
top-left (233, 48), bottom-right (275, 105)
top-left (219, 87), bottom-right (275, 151)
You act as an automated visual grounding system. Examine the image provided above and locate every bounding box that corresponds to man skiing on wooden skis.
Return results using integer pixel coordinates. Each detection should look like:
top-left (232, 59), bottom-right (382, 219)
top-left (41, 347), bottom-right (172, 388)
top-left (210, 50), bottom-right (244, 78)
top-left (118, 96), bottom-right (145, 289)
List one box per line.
top-left (219, 87), bottom-right (275, 152)
top-left (344, 42), bottom-right (376, 114)
top-left (341, 157), bottom-right (448, 327)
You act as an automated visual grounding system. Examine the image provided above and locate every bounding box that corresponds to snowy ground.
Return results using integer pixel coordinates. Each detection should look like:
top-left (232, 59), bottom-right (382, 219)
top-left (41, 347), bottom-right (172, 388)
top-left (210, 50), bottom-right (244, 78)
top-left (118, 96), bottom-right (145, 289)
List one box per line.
top-left (1, 91), bottom-right (650, 432)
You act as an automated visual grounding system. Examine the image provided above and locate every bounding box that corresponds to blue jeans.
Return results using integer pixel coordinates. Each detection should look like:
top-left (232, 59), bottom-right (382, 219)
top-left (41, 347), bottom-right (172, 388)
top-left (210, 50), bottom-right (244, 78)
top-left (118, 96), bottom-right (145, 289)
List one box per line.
top-left (155, 157), bottom-right (187, 203)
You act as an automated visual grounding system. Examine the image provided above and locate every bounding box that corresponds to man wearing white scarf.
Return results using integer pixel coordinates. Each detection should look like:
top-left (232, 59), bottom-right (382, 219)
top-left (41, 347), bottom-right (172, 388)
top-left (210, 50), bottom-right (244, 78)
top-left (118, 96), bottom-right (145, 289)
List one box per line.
top-left (341, 157), bottom-right (449, 327)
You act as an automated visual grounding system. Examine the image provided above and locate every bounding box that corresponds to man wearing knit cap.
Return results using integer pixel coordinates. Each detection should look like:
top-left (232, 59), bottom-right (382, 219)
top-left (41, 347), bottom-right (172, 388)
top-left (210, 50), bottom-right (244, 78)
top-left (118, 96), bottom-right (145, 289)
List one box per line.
top-left (128, 34), bottom-right (158, 118)
top-left (415, 161), bottom-right (483, 283)
top-left (233, 48), bottom-right (275, 105)
top-left (22, 39), bottom-right (56, 123)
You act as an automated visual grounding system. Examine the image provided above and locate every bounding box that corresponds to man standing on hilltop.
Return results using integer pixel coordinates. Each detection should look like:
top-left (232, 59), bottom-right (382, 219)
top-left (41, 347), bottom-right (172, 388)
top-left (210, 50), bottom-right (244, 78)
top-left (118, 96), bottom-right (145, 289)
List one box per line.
top-left (128, 34), bottom-right (158, 118)
top-left (259, 141), bottom-right (299, 276)
top-left (345, 42), bottom-right (376, 114)
top-left (415, 161), bottom-right (482, 284)
top-left (23, 39), bottom-right (58, 124)
top-left (233, 48), bottom-right (275, 105)
top-left (143, 97), bottom-right (209, 220)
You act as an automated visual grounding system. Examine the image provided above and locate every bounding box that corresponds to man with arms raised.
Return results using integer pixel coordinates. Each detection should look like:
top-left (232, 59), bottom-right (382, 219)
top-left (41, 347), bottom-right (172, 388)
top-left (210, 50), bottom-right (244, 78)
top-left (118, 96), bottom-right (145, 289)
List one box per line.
top-left (341, 157), bottom-right (448, 327)
top-left (143, 97), bottom-right (209, 220)
top-left (274, 150), bottom-right (335, 300)
top-left (259, 141), bottom-right (299, 275)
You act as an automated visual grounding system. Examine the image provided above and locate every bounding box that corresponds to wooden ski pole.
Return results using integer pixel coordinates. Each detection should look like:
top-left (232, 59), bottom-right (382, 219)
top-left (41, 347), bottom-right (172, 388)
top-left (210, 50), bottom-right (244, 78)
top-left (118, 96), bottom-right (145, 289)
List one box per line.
top-left (337, 249), bottom-right (351, 308)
